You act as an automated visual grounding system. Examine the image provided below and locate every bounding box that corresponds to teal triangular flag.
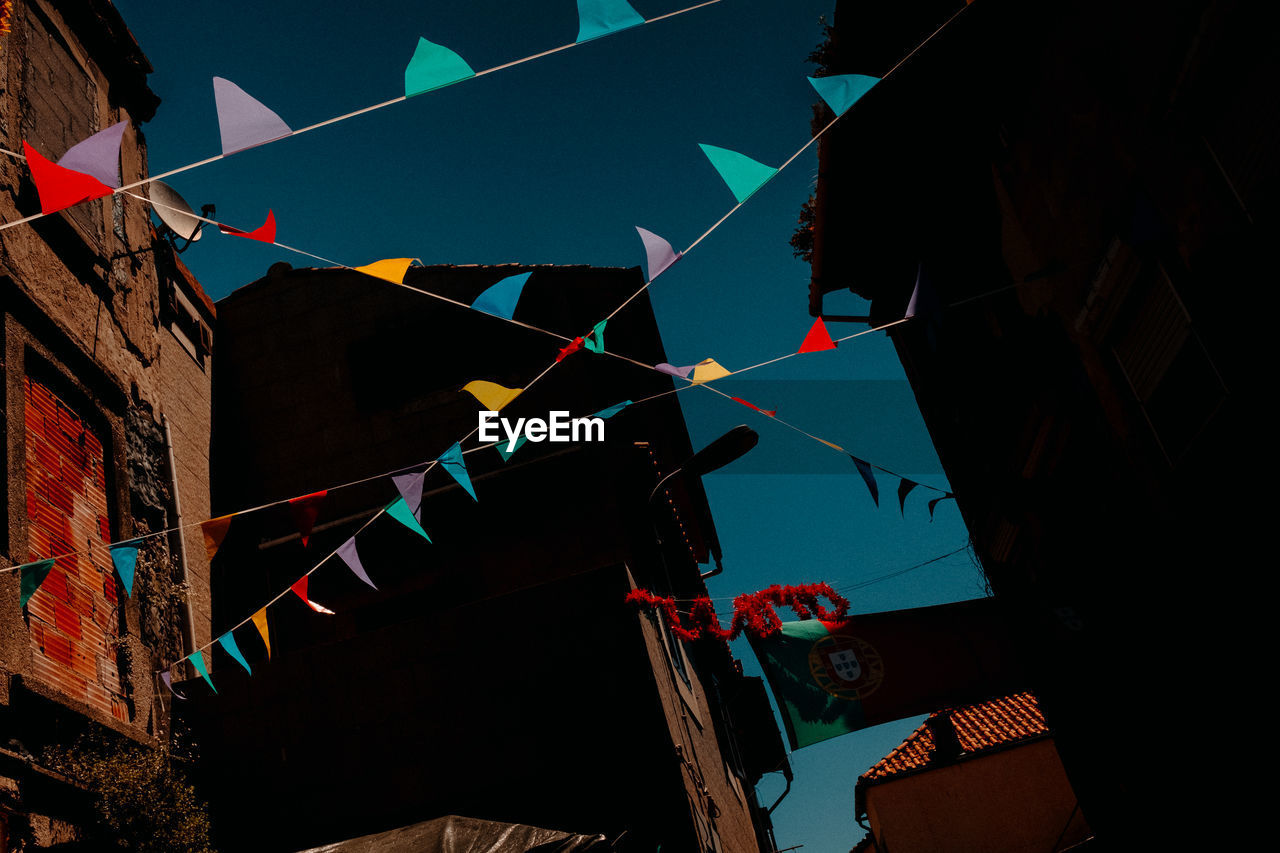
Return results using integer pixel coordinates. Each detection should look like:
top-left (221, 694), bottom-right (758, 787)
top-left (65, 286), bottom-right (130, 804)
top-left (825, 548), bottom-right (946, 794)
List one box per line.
top-left (19, 559), bottom-right (56, 608)
top-left (472, 272), bottom-right (531, 321)
top-left (584, 319), bottom-right (607, 353)
top-left (438, 442), bottom-right (477, 501)
top-left (109, 539), bottom-right (141, 597)
top-left (576, 0), bottom-right (644, 43)
top-left (807, 74), bottom-right (879, 115)
top-left (188, 650), bottom-right (217, 694)
top-left (217, 631), bottom-right (252, 675)
top-left (592, 400), bottom-right (633, 419)
top-left (698, 144), bottom-right (779, 204)
top-left (404, 37), bottom-right (475, 97)
top-left (387, 497), bottom-right (432, 541)
top-left (497, 436), bottom-right (527, 462)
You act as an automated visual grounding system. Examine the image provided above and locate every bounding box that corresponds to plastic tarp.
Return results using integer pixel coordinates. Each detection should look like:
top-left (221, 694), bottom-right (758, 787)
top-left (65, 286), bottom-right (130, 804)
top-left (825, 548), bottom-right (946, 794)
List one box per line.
top-left (296, 814), bottom-right (609, 853)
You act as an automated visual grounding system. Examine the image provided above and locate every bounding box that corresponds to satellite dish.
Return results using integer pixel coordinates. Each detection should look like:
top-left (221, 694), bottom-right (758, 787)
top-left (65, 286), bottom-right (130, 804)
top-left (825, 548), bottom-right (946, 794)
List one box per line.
top-left (149, 180), bottom-right (203, 243)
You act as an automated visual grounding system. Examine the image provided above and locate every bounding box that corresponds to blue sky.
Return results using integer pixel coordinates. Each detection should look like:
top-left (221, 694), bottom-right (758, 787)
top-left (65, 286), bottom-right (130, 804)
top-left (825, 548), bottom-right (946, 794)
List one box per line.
top-left (112, 1), bottom-right (984, 849)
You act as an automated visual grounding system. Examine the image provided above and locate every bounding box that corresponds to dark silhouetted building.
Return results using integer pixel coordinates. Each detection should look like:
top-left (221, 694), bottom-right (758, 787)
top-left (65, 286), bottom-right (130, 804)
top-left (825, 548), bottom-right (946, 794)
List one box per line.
top-left (806, 0), bottom-right (1259, 844)
top-left (183, 262), bottom-right (787, 852)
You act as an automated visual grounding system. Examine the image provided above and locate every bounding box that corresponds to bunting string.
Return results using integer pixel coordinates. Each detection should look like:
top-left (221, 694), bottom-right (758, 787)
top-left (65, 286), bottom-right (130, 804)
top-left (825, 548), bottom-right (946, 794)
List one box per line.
top-left (0, 0), bottom-right (723, 233)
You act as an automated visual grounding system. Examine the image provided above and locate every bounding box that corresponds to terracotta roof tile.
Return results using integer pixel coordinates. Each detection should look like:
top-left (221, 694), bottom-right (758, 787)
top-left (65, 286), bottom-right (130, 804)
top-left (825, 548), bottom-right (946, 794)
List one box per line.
top-left (860, 692), bottom-right (1048, 783)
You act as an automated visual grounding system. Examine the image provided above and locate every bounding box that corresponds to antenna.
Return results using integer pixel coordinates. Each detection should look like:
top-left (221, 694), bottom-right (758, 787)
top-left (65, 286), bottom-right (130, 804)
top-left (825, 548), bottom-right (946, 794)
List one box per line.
top-left (149, 180), bottom-right (207, 250)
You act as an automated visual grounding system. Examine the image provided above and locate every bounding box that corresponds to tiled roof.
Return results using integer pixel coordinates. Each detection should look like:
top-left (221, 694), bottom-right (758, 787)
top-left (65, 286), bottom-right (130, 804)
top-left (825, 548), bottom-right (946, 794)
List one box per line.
top-left (860, 692), bottom-right (1048, 783)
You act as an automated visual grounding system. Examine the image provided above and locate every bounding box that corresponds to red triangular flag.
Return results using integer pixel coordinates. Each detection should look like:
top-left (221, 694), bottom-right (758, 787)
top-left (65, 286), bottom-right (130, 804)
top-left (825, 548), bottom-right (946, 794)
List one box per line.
top-left (288, 490), bottom-right (327, 547)
top-left (798, 317), bottom-right (838, 353)
top-left (218, 209), bottom-right (276, 243)
top-left (731, 396), bottom-right (777, 418)
top-left (23, 140), bottom-right (113, 215)
top-left (556, 336), bottom-right (585, 362)
top-left (290, 575), bottom-right (335, 614)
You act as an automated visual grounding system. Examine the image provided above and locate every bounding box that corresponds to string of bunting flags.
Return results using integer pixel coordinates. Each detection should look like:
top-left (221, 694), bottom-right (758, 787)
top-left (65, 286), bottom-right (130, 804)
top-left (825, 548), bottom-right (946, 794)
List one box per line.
top-left (4, 3), bottom-right (974, 696)
top-left (0, 0), bottom-right (723, 231)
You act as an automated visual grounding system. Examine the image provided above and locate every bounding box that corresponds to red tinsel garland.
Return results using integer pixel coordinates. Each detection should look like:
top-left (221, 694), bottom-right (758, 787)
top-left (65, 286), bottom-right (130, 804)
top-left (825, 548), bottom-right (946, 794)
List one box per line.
top-left (625, 583), bottom-right (850, 642)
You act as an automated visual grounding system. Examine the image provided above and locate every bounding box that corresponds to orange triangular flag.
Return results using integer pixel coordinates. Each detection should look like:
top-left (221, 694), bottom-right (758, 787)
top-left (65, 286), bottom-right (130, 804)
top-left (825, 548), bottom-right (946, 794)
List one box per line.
top-left (200, 515), bottom-right (234, 560)
top-left (354, 258), bottom-right (414, 284)
top-left (798, 317), bottom-right (838, 353)
top-left (288, 490), bottom-right (327, 547)
top-left (23, 140), bottom-right (113, 214)
top-left (251, 608), bottom-right (271, 658)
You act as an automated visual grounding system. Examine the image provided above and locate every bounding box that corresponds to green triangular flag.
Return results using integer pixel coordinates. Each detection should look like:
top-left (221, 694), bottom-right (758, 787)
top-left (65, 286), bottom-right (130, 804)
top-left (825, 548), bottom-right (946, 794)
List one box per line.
top-left (698, 143), bottom-right (778, 204)
top-left (188, 650), bottom-right (217, 694)
top-left (386, 497), bottom-right (432, 541)
top-left (19, 559), bottom-right (56, 608)
top-left (584, 319), bottom-right (607, 353)
top-left (404, 36), bottom-right (475, 97)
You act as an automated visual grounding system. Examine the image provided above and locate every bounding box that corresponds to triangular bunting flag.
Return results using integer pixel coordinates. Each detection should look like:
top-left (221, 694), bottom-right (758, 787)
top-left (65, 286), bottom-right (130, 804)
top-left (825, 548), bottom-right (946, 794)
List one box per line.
top-left (635, 227), bottom-right (681, 282)
top-left (928, 493), bottom-right (955, 521)
top-left (698, 143), bottom-right (778, 204)
top-left (109, 539), bottom-right (141, 598)
top-left (906, 270), bottom-right (920, 319)
top-left (591, 400), bottom-right (633, 420)
top-left (807, 74), bottom-right (879, 116)
top-left (251, 608), bottom-right (271, 658)
top-left (850, 456), bottom-right (880, 506)
top-left (731, 396), bottom-right (777, 418)
top-left (290, 575), bottom-right (335, 614)
top-left (575, 0), bottom-right (644, 43)
top-left (691, 358), bottom-right (731, 384)
top-left (288, 490), bottom-right (327, 547)
top-left (337, 538), bottom-right (377, 589)
top-left (798, 317), bottom-right (838, 353)
top-left (354, 258), bottom-right (414, 284)
top-left (218, 209), bottom-right (276, 243)
top-left (386, 497), bottom-right (432, 541)
top-left (160, 670), bottom-right (187, 700)
top-left (898, 479), bottom-right (919, 516)
top-left (471, 272), bottom-right (531, 321)
top-left (218, 631), bottom-right (253, 675)
top-left (656, 363), bottom-right (695, 379)
top-left (22, 141), bottom-right (112, 215)
top-left (391, 469), bottom-right (427, 520)
top-left (463, 380), bottom-right (522, 411)
top-left (57, 121), bottom-right (128, 188)
top-left (404, 36), bottom-right (476, 97)
top-left (584, 319), bottom-right (607, 354)
top-left (557, 336), bottom-right (585, 362)
top-left (817, 438), bottom-right (846, 452)
top-left (19, 559), bottom-right (56, 608)
top-left (188, 649), bottom-right (217, 694)
top-left (497, 436), bottom-right (528, 461)
top-left (213, 76), bottom-right (292, 156)
top-left (201, 515), bottom-right (234, 560)
top-left (438, 443), bottom-right (477, 501)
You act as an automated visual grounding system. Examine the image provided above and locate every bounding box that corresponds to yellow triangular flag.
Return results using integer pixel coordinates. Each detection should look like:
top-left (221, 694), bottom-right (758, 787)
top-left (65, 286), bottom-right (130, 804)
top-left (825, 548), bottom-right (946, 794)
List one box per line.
top-left (817, 438), bottom-right (846, 452)
top-left (251, 608), bottom-right (271, 658)
top-left (690, 358), bottom-right (731, 384)
top-left (463, 380), bottom-right (523, 411)
top-left (354, 258), bottom-right (414, 284)
top-left (200, 514), bottom-right (234, 560)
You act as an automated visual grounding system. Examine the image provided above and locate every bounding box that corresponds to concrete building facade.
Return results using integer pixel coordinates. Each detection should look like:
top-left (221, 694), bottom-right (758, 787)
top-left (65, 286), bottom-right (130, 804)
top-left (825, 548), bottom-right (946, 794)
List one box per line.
top-left (1, 1), bottom-right (214, 845)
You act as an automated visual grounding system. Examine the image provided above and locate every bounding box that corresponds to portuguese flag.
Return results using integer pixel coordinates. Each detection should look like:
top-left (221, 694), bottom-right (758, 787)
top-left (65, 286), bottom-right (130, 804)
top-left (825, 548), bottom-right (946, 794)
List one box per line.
top-left (749, 597), bottom-right (1025, 749)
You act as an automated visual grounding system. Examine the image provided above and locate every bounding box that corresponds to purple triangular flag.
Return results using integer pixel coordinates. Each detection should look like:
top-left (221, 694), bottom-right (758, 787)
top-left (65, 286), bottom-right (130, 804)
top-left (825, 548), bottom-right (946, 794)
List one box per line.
top-left (160, 670), bottom-right (187, 700)
top-left (635, 226), bottom-right (681, 282)
top-left (337, 537), bottom-right (377, 589)
top-left (213, 77), bottom-right (292, 156)
top-left (897, 479), bottom-right (919, 517)
top-left (656, 363), bottom-right (695, 379)
top-left (57, 121), bottom-right (128, 188)
top-left (850, 456), bottom-right (879, 507)
top-left (392, 469), bottom-right (427, 521)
